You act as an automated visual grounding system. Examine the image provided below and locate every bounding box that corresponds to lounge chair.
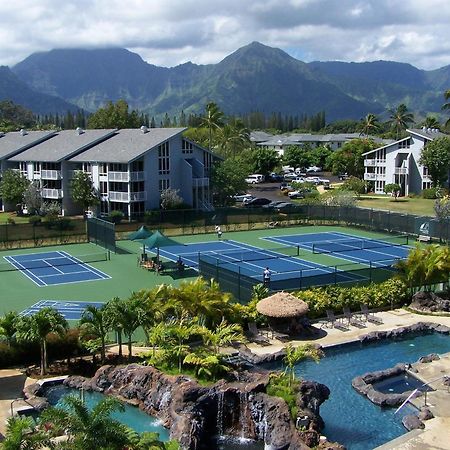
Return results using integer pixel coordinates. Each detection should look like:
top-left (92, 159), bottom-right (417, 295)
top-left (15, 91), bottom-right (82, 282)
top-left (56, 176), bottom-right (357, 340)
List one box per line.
top-left (343, 307), bottom-right (366, 328)
top-left (360, 304), bottom-right (383, 324)
top-left (247, 322), bottom-right (271, 346)
top-left (321, 310), bottom-right (348, 330)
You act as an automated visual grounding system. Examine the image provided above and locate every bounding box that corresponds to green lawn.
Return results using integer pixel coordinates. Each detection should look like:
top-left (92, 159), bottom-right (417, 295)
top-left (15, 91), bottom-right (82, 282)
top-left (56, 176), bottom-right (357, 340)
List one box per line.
top-left (0, 211), bottom-right (30, 224)
top-left (0, 224), bottom-right (409, 316)
top-left (356, 195), bottom-right (435, 216)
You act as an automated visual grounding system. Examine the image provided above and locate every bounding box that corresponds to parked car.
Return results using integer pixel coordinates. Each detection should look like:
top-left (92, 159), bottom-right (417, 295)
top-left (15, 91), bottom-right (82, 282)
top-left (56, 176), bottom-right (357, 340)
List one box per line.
top-left (306, 166), bottom-right (322, 173)
top-left (280, 182), bottom-right (295, 192)
top-left (305, 176), bottom-right (321, 185)
top-left (274, 202), bottom-right (295, 212)
top-left (245, 197), bottom-right (272, 207)
top-left (268, 173), bottom-right (284, 182)
top-left (292, 177), bottom-right (306, 184)
top-left (283, 172), bottom-right (298, 181)
top-left (288, 190), bottom-right (306, 199)
top-left (233, 193), bottom-right (254, 202)
top-left (245, 174), bottom-right (264, 184)
top-left (263, 200), bottom-right (286, 209)
top-left (338, 173), bottom-right (349, 181)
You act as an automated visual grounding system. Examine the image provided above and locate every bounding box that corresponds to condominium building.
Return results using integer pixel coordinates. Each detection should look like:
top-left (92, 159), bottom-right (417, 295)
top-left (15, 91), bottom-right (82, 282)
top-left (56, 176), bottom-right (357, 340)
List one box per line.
top-left (0, 127), bottom-right (214, 216)
top-left (363, 128), bottom-right (448, 195)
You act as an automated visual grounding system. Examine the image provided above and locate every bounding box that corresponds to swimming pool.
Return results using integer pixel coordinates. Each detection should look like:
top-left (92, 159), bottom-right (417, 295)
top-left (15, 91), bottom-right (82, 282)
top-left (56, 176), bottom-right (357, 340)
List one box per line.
top-left (291, 332), bottom-right (450, 450)
top-left (44, 384), bottom-right (169, 440)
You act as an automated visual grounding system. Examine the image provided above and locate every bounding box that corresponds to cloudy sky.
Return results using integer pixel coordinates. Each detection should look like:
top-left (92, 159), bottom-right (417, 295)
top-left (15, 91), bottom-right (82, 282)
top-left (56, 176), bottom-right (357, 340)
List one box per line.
top-left (1, 0), bottom-right (450, 70)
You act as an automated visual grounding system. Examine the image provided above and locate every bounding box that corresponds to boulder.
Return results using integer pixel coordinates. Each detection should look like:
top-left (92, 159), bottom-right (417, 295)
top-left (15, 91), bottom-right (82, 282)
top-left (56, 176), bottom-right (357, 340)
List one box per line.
top-left (410, 291), bottom-right (450, 313)
top-left (402, 414), bottom-right (424, 431)
top-left (418, 407), bottom-right (434, 421)
top-left (418, 353), bottom-right (440, 364)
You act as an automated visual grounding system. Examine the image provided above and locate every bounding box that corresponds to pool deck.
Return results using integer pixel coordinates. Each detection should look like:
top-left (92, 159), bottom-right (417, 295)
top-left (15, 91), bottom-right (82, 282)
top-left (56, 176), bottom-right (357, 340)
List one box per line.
top-left (0, 309), bottom-right (449, 448)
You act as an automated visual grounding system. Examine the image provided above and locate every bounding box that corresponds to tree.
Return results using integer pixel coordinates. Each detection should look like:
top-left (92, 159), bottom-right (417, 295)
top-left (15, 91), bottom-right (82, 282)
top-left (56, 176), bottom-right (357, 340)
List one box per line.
top-left (70, 171), bottom-right (99, 214)
top-left (384, 183), bottom-right (402, 200)
top-left (112, 297), bottom-right (141, 360)
top-left (245, 147), bottom-right (280, 176)
top-left (359, 113), bottom-right (380, 137)
top-left (160, 188), bottom-right (184, 210)
top-left (23, 181), bottom-right (42, 215)
top-left (0, 169), bottom-right (29, 209)
top-left (1, 416), bottom-right (51, 450)
top-left (388, 104), bottom-right (414, 139)
top-left (199, 102), bottom-right (224, 152)
top-left (16, 307), bottom-right (68, 375)
top-left (283, 145), bottom-right (313, 170)
top-left (216, 118), bottom-right (250, 157)
top-left (419, 137), bottom-right (450, 187)
top-left (210, 156), bottom-right (250, 206)
top-left (80, 305), bottom-right (110, 364)
top-left (105, 297), bottom-right (124, 358)
top-left (0, 311), bottom-right (19, 347)
top-left (434, 195), bottom-right (450, 221)
top-left (87, 99), bottom-right (141, 129)
top-left (283, 343), bottom-right (323, 386)
top-left (200, 319), bottom-right (244, 354)
top-left (442, 89), bottom-right (450, 128)
top-left (0, 100), bottom-right (35, 130)
top-left (421, 116), bottom-right (441, 129)
top-left (40, 395), bottom-right (132, 450)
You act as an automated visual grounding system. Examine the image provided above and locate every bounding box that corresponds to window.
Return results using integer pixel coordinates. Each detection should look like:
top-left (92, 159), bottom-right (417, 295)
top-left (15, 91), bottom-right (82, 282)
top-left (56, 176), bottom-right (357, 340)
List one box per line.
top-left (42, 162), bottom-right (59, 170)
top-left (158, 142), bottom-right (170, 175)
top-left (108, 163), bottom-right (127, 172)
top-left (131, 160), bottom-right (144, 171)
top-left (182, 139), bottom-right (193, 154)
top-left (422, 181), bottom-right (432, 190)
top-left (100, 182), bottom-right (108, 195)
top-left (398, 138), bottom-right (411, 149)
top-left (159, 179), bottom-right (170, 192)
top-left (131, 181), bottom-right (144, 193)
top-left (109, 182), bottom-right (127, 192)
top-left (99, 163), bottom-right (107, 175)
top-left (203, 151), bottom-right (212, 172)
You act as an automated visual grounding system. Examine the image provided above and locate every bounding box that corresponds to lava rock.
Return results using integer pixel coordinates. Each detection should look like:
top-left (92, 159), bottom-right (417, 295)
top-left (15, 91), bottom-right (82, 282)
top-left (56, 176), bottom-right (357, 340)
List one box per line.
top-left (402, 414), bottom-right (425, 431)
top-left (419, 353), bottom-right (440, 363)
top-left (418, 407), bottom-right (434, 421)
top-left (410, 291), bottom-right (450, 313)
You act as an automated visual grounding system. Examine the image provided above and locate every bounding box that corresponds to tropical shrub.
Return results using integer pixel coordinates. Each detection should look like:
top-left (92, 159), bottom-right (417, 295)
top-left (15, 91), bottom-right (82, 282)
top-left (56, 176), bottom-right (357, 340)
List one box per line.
top-left (340, 176), bottom-right (367, 194)
top-left (108, 210), bottom-right (124, 224)
top-left (422, 188), bottom-right (438, 199)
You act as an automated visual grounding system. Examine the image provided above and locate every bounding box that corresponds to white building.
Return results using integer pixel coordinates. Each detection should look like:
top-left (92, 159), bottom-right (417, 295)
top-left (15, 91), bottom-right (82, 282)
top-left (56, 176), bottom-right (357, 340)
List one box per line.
top-left (1, 127), bottom-right (215, 216)
top-left (363, 128), bottom-right (448, 195)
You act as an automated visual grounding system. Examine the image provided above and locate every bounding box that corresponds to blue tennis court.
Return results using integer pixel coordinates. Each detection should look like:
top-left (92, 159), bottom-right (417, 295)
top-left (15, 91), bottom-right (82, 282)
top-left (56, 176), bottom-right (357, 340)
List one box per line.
top-left (264, 231), bottom-right (410, 266)
top-left (3, 251), bottom-right (110, 287)
top-left (21, 300), bottom-right (105, 320)
top-left (156, 239), bottom-right (364, 286)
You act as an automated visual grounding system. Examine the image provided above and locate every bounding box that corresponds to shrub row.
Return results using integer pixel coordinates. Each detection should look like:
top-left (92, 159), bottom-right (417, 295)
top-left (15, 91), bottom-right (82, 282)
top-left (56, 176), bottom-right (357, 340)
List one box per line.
top-left (293, 278), bottom-right (409, 318)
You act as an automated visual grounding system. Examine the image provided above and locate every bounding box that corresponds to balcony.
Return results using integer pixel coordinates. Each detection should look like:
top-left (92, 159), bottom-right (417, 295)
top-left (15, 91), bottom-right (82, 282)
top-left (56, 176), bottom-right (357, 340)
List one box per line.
top-left (108, 171), bottom-right (129, 182)
top-left (42, 188), bottom-right (63, 199)
top-left (364, 159), bottom-right (386, 167)
top-left (130, 191), bottom-right (146, 202)
top-left (109, 191), bottom-right (129, 202)
top-left (41, 170), bottom-right (62, 180)
top-left (394, 167), bottom-right (408, 175)
top-left (193, 177), bottom-right (209, 188)
top-left (364, 173), bottom-right (385, 181)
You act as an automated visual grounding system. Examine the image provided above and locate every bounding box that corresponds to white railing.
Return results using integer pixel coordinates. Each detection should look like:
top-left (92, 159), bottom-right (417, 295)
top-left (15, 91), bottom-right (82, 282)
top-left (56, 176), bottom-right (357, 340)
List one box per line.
top-left (41, 188), bottom-right (63, 199)
top-left (364, 159), bottom-right (386, 166)
top-left (108, 172), bottom-right (129, 182)
top-left (130, 171), bottom-right (145, 181)
top-left (394, 167), bottom-right (408, 175)
top-left (193, 177), bottom-right (209, 188)
top-left (41, 170), bottom-right (62, 180)
top-left (130, 191), bottom-right (146, 202)
top-left (109, 191), bottom-right (129, 202)
top-left (364, 173), bottom-right (386, 180)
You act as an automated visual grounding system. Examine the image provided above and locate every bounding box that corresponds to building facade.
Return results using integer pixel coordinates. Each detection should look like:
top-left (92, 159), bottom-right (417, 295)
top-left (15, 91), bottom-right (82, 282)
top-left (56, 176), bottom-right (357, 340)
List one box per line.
top-left (363, 128), bottom-right (447, 195)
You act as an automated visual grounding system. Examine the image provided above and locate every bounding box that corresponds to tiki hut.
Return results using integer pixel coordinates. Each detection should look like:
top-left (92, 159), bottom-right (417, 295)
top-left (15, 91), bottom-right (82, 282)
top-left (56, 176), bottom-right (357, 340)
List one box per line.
top-left (256, 291), bottom-right (310, 335)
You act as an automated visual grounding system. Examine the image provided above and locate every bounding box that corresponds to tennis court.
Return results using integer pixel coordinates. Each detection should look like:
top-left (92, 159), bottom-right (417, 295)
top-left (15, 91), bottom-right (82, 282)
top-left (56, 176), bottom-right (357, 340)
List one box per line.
top-left (21, 300), bottom-right (105, 320)
top-left (264, 231), bottom-right (410, 266)
top-left (158, 239), bottom-right (363, 284)
top-left (3, 251), bottom-right (110, 287)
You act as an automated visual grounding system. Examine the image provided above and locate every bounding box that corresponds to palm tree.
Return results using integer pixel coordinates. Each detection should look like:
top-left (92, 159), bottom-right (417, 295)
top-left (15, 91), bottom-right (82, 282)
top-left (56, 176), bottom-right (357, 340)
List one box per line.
top-left (16, 307), bottom-right (68, 376)
top-left (40, 395), bottom-right (131, 450)
top-left (0, 311), bottom-right (19, 347)
top-left (114, 297), bottom-right (141, 360)
top-left (283, 343), bottom-right (323, 387)
top-left (442, 89), bottom-right (450, 128)
top-left (201, 319), bottom-right (245, 354)
top-left (388, 104), bottom-right (414, 139)
top-left (422, 116), bottom-right (441, 129)
top-left (199, 102), bottom-right (224, 152)
top-left (79, 305), bottom-right (110, 364)
top-left (105, 297), bottom-right (124, 358)
top-left (217, 118), bottom-right (250, 157)
top-left (359, 113), bottom-right (380, 138)
top-left (1, 416), bottom-right (51, 450)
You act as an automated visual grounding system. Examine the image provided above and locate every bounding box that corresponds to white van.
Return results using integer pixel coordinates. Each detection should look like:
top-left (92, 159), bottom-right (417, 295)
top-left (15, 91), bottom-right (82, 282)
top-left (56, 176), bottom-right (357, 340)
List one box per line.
top-left (245, 174), bottom-right (264, 184)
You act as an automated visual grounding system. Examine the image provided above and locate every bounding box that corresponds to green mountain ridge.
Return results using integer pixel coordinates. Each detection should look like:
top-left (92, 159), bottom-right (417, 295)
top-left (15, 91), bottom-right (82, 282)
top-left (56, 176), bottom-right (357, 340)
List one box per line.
top-left (6, 41), bottom-right (450, 121)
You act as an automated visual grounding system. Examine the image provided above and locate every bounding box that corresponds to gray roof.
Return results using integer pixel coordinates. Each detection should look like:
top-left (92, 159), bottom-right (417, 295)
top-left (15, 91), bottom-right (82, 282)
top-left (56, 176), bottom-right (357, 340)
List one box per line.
top-left (257, 132), bottom-right (382, 146)
top-left (250, 131), bottom-right (274, 142)
top-left (408, 128), bottom-right (448, 140)
top-left (0, 130), bottom-right (56, 160)
top-left (9, 129), bottom-right (116, 162)
top-left (69, 128), bottom-right (187, 163)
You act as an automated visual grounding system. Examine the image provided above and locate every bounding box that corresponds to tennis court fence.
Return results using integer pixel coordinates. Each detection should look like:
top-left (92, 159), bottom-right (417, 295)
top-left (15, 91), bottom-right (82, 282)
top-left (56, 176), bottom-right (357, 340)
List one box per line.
top-left (199, 255), bottom-right (399, 302)
top-left (0, 251), bottom-right (109, 273)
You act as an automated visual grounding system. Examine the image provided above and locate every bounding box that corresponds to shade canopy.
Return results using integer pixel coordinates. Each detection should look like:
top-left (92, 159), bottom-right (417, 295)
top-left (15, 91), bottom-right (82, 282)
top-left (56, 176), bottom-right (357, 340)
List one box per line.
top-left (256, 292), bottom-right (309, 318)
top-left (141, 230), bottom-right (179, 249)
top-left (128, 225), bottom-right (153, 241)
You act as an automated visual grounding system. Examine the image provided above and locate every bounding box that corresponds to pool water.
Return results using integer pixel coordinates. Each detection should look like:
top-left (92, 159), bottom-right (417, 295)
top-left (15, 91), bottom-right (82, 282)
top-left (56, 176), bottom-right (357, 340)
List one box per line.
top-left (373, 373), bottom-right (431, 394)
top-left (44, 385), bottom-right (169, 440)
top-left (292, 332), bottom-right (450, 450)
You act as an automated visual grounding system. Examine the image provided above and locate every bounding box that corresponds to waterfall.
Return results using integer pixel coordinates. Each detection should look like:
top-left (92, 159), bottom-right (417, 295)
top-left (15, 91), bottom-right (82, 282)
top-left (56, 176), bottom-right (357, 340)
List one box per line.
top-left (216, 390), bottom-right (225, 439)
top-left (239, 391), bottom-right (252, 442)
top-left (249, 396), bottom-right (267, 441)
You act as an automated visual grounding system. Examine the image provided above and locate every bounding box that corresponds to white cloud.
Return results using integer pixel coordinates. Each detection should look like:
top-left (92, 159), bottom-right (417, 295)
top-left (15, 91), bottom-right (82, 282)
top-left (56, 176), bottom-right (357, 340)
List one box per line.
top-left (0, 0), bottom-right (449, 69)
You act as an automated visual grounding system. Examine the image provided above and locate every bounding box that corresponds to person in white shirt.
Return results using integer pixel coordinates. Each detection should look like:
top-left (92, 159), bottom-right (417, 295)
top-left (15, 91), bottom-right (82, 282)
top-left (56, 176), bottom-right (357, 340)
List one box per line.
top-left (263, 267), bottom-right (271, 286)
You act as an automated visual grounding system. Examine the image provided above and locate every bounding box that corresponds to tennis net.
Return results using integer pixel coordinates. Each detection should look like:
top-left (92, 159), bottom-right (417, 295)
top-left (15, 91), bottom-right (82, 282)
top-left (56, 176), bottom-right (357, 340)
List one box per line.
top-left (198, 245), bottom-right (299, 265)
top-left (312, 235), bottom-right (409, 254)
top-left (0, 252), bottom-right (109, 273)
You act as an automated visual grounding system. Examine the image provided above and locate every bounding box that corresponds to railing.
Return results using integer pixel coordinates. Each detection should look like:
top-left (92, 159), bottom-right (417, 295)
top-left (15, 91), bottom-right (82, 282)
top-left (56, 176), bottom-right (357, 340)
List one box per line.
top-left (130, 191), bottom-right (146, 202)
top-left (394, 167), bottom-right (408, 175)
top-left (130, 171), bottom-right (145, 181)
top-left (364, 159), bottom-right (386, 166)
top-left (193, 177), bottom-right (209, 188)
top-left (41, 188), bottom-right (63, 199)
top-left (41, 170), bottom-right (62, 180)
top-left (364, 173), bottom-right (385, 180)
top-left (108, 191), bottom-right (129, 202)
top-left (108, 172), bottom-right (129, 182)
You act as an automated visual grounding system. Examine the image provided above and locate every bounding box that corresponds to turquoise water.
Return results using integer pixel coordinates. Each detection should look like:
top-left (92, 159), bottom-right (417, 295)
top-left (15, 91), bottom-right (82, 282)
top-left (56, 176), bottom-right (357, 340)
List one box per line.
top-left (292, 332), bottom-right (450, 450)
top-left (44, 385), bottom-right (169, 440)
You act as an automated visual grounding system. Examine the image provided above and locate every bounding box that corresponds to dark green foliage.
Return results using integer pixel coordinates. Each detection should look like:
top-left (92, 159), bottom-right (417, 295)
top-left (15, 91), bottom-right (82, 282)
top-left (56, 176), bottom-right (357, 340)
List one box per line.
top-left (419, 137), bottom-right (450, 187)
top-left (108, 210), bottom-right (124, 224)
top-left (87, 99), bottom-right (141, 129)
top-left (70, 171), bottom-right (99, 211)
top-left (267, 373), bottom-right (299, 419)
top-left (0, 169), bottom-right (30, 206)
top-left (340, 177), bottom-right (368, 194)
top-left (422, 188), bottom-right (438, 199)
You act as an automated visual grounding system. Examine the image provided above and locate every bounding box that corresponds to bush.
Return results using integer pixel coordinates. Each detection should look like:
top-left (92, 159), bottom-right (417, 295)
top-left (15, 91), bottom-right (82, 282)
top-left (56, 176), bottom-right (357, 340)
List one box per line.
top-left (266, 373), bottom-right (299, 419)
top-left (340, 177), bottom-right (367, 194)
top-left (28, 215), bottom-right (42, 226)
top-left (293, 278), bottom-right (408, 318)
top-left (108, 210), bottom-right (124, 224)
top-left (422, 188), bottom-right (438, 199)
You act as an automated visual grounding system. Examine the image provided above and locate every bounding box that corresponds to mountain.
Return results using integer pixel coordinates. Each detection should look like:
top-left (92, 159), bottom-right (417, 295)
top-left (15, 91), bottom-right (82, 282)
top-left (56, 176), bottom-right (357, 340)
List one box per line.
top-left (0, 66), bottom-right (79, 115)
top-left (8, 42), bottom-right (450, 121)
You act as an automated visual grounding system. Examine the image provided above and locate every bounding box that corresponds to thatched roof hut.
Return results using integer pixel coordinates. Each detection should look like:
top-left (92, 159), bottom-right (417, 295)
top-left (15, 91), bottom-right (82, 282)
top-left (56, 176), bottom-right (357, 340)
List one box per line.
top-left (256, 291), bottom-right (309, 318)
